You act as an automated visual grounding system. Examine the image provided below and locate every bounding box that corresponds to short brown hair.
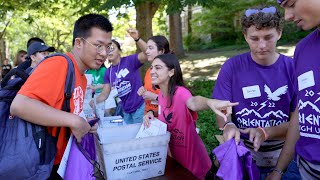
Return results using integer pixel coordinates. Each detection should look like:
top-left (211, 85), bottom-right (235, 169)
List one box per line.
top-left (241, 6), bottom-right (283, 33)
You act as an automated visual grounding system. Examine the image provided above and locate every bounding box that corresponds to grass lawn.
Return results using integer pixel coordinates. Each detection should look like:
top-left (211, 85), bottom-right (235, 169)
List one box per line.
top-left (183, 44), bottom-right (295, 152)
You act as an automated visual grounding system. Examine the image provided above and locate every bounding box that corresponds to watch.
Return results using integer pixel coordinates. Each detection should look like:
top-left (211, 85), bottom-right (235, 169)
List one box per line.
top-left (134, 37), bottom-right (140, 42)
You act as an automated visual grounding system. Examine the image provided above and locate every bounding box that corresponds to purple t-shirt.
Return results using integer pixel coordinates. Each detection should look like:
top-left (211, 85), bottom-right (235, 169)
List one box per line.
top-left (294, 29), bottom-right (320, 164)
top-left (212, 52), bottom-right (296, 167)
top-left (104, 54), bottom-right (144, 113)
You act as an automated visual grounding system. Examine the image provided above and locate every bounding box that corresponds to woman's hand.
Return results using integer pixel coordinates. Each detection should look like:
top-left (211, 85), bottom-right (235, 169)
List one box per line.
top-left (127, 28), bottom-right (139, 41)
top-left (137, 86), bottom-right (146, 96)
top-left (207, 99), bottom-right (239, 121)
top-left (143, 111), bottom-right (154, 128)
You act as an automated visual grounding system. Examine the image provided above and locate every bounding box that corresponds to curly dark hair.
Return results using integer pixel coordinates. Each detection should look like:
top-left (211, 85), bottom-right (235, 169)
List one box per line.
top-left (241, 6), bottom-right (283, 33)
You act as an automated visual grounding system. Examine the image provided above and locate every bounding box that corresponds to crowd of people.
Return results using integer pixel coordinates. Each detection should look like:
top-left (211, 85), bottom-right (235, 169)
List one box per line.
top-left (1, 0), bottom-right (320, 179)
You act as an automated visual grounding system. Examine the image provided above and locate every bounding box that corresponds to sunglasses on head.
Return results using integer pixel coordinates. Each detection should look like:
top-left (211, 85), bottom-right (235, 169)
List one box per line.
top-left (245, 6), bottom-right (277, 17)
top-left (277, 0), bottom-right (284, 5)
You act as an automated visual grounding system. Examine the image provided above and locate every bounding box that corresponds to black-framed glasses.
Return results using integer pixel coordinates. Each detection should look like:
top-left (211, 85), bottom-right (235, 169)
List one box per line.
top-left (245, 6), bottom-right (276, 17)
top-left (81, 37), bottom-right (114, 53)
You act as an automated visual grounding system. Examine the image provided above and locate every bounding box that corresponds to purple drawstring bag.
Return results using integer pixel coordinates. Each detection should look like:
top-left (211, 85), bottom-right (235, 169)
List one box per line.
top-left (212, 138), bottom-right (259, 180)
top-left (64, 133), bottom-right (104, 180)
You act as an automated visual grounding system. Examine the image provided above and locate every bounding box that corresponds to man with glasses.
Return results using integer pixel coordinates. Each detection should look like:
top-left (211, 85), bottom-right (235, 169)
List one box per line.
top-left (211, 6), bottom-right (299, 178)
top-left (10, 14), bottom-right (113, 179)
top-left (268, 1), bottom-right (320, 179)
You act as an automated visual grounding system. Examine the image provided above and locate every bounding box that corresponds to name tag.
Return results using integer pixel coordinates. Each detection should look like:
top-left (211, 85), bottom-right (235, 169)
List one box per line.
top-left (242, 85), bottom-right (261, 99)
top-left (110, 87), bottom-right (118, 97)
top-left (298, 71), bottom-right (315, 91)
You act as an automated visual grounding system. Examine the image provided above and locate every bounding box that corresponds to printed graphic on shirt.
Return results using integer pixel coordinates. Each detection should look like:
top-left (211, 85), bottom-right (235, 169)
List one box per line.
top-left (163, 111), bottom-right (173, 123)
top-left (73, 86), bottom-right (84, 115)
top-left (297, 70), bottom-right (320, 139)
top-left (93, 74), bottom-right (101, 83)
top-left (236, 84), bottom-right (289, 128)
top-left (170, 128), bottom-right (186, 147)
top-left (298, 99), bottom-right (320, 139)
top-left (264, 84), bottom-right (288, 101)
top-left (111, 68), bottom-right (132, 98)
top-left (116, 81), bottom-right (132, 97)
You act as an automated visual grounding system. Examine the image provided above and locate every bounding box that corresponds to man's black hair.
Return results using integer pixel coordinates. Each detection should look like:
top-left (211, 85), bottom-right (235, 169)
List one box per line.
top-left (73, 14), bottom-right (113, 46)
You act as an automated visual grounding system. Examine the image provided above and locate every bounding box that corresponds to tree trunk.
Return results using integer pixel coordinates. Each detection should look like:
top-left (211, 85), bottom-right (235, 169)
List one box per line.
top-left (187, 6), bottom-right (192, 35)
top-left (135, 2), bottom-right (159, 80)
top-left (135, 2), bottom-right (159, 46)
top-left (169, 12), bottom-right (185, 58)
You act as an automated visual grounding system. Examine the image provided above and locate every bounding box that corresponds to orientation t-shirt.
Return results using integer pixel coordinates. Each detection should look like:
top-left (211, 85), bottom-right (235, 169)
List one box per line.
top-left (294, 29), bottom-right (320, 164)
top-left (213, 52), bottom-right (296, 167)
top-left (104, 54), bottom-right (144, 113)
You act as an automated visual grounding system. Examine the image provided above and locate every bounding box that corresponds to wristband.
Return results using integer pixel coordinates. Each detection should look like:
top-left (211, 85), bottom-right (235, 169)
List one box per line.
top-left (219, 121), bottom-right (235, 131)
top-left (257, 126), bottom-right (268, 140)
top-left (134, 37), bottom-right (140, 42)
top-left (273, 168), bottom-right (284, 175)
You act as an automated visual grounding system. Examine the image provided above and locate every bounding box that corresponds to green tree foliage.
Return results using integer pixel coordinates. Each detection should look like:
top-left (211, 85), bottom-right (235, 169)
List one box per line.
top-left (3, 0), bottom-right (79, 59)
top-left (187, 0), bottom-right (278, 49)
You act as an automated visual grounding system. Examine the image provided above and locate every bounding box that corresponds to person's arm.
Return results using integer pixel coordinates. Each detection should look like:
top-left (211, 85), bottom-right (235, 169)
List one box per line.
top-left (92, 84), bottom-right (104, 91)
top-left (136, 39), bottom-right (148, 63)
top-left (265, 120), bottom-right (290, 140)
top-left (239, 121), bottom-right (289, 152)
top-left (11, 94), bottom-right (91, 142)
top-left (187, 95), bottom-right (242, 144)
top-left (127, 28), bottom-right (148, 63)
top-left (266, 107), bottom-right (300, 180)
top-left (187, 96), bottom-right (238, 122)
top-left (141, 90), bottom-right (158, 101)
top-left (94, 83), bottom-right (111, 104)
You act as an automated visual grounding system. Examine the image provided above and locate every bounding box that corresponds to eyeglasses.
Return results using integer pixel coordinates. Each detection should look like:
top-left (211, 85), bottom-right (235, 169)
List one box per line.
top-left (245, 6), bottom-right (276, 17)
top-left (81, 38), bottom-right (114, 53)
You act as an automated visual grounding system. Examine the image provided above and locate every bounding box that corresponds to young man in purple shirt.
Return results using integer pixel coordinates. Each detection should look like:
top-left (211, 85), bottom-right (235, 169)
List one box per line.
top-left (268, 1), bottom-right (320, 179)
top-left (212, 6), bottom-right (299, 178)
top-left (94, 29), bottom-right (148, 124)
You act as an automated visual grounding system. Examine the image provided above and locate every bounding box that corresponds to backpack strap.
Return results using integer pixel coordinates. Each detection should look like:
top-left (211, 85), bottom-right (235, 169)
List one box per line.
top-left (34, 53), bottom-right (75, 139)
top-left (34, 53), bottom-right (75, 113)
top-left (1, 68), bottom-right (29, 88)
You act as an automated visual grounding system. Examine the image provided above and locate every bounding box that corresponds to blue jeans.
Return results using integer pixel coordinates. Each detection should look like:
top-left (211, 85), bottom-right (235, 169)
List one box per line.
top-left (123, 103), bottom-right (145, 124)
top-left (282, 160), bottom-right (301, 180)
top-left (259, 161), bottom-right (301, 180)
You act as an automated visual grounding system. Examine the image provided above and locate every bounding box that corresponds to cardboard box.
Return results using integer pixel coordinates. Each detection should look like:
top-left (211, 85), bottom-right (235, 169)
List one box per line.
top-left (98, 123), bottom-right (170, 180)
